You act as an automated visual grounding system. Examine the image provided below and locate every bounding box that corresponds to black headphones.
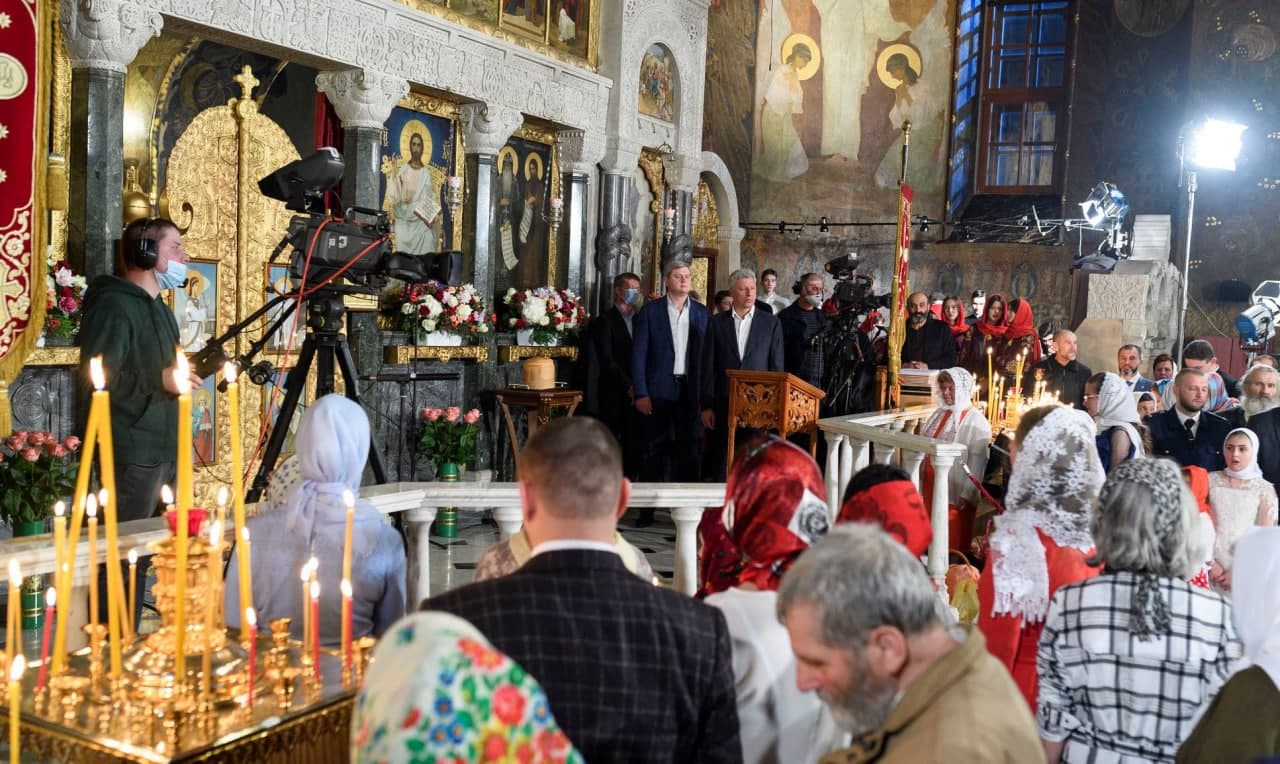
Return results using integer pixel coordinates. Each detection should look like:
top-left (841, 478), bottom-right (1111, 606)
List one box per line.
top-left (129, 218), bottom-right (159, 270)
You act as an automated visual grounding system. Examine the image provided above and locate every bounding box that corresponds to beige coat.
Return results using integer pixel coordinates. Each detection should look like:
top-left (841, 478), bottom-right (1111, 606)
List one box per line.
top-left (820, 628), bottom-right (1041, 764)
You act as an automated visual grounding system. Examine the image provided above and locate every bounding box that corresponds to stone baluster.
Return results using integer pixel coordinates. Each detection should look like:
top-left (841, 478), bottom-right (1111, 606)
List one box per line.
top-left (493, 506), bottom-right (524, 540)
top-left (405, 506), bottom-right (439, 608)
top-left (671, 506), bottom-right (703, 596)
top-left (824, 433), bottom-right (846, 516)
top-left (901, 449), bottom-right (926, 487)
top-left (926, 453), bottom-right (957, 591)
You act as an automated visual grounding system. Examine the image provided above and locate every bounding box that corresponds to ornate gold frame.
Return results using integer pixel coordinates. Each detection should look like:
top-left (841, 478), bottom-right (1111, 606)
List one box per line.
top-left (400, 0), bottom-right (600, 70)
top-left (636, 148), bottom-right (667, 294)
top-left (508, 120), bottom-right (562, 287)
top-left (386, 91), bottom-right (465, 252)
top-left (383, 345), bottom-right (490, 364)
top-left (498, 344), bottom-right (578, 363)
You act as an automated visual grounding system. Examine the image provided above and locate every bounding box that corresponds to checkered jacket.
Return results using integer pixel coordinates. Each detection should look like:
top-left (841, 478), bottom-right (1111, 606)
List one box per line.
top-left (422, 549), bottom-right (742, 763)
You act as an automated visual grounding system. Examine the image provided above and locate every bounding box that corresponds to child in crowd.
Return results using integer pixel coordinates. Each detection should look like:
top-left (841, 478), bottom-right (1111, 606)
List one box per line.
top-left (1207, 428), bottom-right (1278, 590)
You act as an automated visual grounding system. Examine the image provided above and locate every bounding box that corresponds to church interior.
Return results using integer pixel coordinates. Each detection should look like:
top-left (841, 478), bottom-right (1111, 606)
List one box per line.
top-left (0, 0), bottom-right (1278, 759)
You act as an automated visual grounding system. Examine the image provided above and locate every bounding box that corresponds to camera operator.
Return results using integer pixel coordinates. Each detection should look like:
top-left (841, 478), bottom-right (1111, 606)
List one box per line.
top-left (901, 291), bottom-right (958, 370)
top-left (778, 273), bottom-right (828, 390)
top-left (77, 216), bottom-right (203, 628)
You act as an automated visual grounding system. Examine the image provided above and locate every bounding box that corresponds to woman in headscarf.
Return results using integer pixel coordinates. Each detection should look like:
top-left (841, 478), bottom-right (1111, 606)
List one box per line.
top-left (1037, 458), bottom-right (1240, 764)
top-left (226, 394), bottom-right (406, 643)
top-left (1178, 527), bottom-right (1280, 763)
top-left (700, 438), bottom-right (842, 764)
top-left (918, 367), bottom-right (991, 555)
top-left (940, 296), bottom-right (971, 358)
top-left (837, 463), bottom-right (932, 558)
top-left (1207, 428), bottom-right (1278, 590)
top-left (962, 292), bottom-right (1008, 375)
top-left (977, 405), bottom-right (1105, 709)
top-left (1182, 466), bottom-right (1218, 590)
top-left (1083, 371), bottom-right (1149, 472)
top-left (353, 611), bottom-right (583, 764)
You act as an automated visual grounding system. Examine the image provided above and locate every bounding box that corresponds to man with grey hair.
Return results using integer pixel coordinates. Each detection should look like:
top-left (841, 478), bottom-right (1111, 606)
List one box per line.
top-left (701, 268), bottom-right (783, 479)
top-left (778, 525), bottom-right (1041, 762)
top-left (1239, 363), bottom-right (1279, 421)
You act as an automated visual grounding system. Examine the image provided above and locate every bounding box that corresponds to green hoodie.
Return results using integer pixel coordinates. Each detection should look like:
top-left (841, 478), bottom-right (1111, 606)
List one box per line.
top-left (76, 275), bottom-right (181, 464)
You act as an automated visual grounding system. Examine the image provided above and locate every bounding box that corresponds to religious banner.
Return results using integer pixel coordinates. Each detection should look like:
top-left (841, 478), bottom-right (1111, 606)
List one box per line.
top-left (0, 0), bottom-right (51, 424)
top-left (886, 182), bottom-right (913, 398)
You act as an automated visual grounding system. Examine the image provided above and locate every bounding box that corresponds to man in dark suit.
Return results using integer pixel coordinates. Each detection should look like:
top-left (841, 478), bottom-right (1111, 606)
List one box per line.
top-left (901, 291), bottom-right (958, 370)
top-left (1250, 404), bottom-right (1280, 487)
top-left (633, 259), bottom-right (709, 482)
top-left (1117, 343), bottom-right (1155, 393)
top-left (700, 269), bottom-right (784, 480)
top-left (582, 271), bottom-right (643, 478)
top-left (422, 418), bottom-right (741, 763)
top-left (1183, 338), bottom-right (1243, 399)
top-left (1147, 368), bottom-right (1230, 471)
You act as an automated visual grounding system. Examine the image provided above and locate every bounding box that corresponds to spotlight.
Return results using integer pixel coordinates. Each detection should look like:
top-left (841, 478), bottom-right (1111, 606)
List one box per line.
top-left (819, 216), bottom-right (830, 234)
top-left (1187, 117), bottom-right (1248, 171)
top-left (1079, 182), bottom-right (1129, 227)
top-left (1237, 280), bottom-right (1280, 349)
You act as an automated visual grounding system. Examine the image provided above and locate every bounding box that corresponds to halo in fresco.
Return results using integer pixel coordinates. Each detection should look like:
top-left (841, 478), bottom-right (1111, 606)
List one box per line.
top-left (781, 33), bottom-right (822, 81)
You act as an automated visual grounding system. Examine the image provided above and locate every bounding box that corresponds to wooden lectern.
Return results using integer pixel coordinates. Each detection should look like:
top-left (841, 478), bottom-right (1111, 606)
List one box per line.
top-left (725, 370), bottom-right (827, 466)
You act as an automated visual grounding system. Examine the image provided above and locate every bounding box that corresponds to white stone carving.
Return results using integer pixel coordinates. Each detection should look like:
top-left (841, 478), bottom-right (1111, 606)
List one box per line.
top-left (601, 137), bottom-right (641, 175)
top-left (316, 68), bottom-right (409, 129)
top-left (458, 102), bottom-right (524, 156)
top-left (557, 129), bottom-right (607, 176)
top-left (61, 0), bottom-right (162, 72)
top-left (125, 0), bottom-right (612, 134)
top-left (669, 153), bottom-right (702, 192)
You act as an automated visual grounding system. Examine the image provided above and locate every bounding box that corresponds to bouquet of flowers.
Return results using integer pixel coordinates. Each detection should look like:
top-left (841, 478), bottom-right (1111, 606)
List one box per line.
top-left (45, 254), bottom-right (88, 340)
top-left (501, 287), bottom-right (587, 344)
top-left (418, 407), bottom-right (482, 467)
top-left (0, 431), bottom-right (80, 527)
top-left (395, 281), bottom-right (493, 338)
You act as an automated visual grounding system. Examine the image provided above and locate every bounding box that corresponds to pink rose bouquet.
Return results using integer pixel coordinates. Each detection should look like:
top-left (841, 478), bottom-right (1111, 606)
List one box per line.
top-left (418, 407), bottom-right (483, 468)
top-left (0, 431), bottom-right (79, 526)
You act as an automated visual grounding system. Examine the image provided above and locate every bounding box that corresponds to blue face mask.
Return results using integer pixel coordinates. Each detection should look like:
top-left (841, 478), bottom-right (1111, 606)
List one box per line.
top-left (156, 259), bottom-right (188, 290)
top-left (624, 288), bottom-right (641, 305)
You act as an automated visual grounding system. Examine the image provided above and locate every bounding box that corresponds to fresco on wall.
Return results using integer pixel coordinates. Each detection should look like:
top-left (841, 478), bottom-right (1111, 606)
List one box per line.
top-left (638, 44), bottom-right (677, 122)
top-left (745, 0), bottom-right (953, 222)
top-left (703, 0), bottom-right (758, 217)
top-left (550, 0), bottom-right (590, 59)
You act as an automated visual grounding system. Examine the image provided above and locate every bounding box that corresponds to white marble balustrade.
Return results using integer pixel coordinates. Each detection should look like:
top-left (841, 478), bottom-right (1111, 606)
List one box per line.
top-left (818, 406), bottom-right (970, 591)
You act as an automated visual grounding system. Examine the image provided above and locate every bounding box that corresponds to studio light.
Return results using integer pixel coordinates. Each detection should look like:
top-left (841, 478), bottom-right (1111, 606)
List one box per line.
top-left (1079, 182), bottom-right (1129, 228)
top-left (1237, 280), bottom-right (1280, 350)
top-left (1187, 117), bottom-right (1248, 171)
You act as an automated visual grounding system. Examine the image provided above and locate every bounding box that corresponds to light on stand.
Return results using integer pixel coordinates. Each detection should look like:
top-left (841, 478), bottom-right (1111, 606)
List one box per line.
top-left (1070, 182), bottom-right (1130, 273)
top-left (545, 195), bottom-right (564, 237)
top-left (1236, 280), bottom-right (1280, 351)
top-left (1176, 117), bottom-right (1248, 362)
top-left (1079, 182), bottom-right (1129, 227)
top-left (663, 204), bottom-right (676, 243)
top-left (446, 175), bottom-right (464, 222)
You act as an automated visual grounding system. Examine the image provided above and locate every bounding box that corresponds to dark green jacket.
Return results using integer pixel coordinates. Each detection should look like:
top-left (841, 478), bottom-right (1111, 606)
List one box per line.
top-left (76, 275), bottom-right (180, 464)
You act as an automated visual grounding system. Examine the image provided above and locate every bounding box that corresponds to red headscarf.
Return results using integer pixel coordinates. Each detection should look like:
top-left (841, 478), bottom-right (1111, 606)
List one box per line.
top-left (837, 480), bottom-right (932, 558)
top-left (698, 438), bottom-right (829, 597)
top-left (943, 305), bottom-right (969, 337)
top-left (974, 293), bottom-right (1009, 339)
top-left (1005, 298), bottom-right (1042, 365)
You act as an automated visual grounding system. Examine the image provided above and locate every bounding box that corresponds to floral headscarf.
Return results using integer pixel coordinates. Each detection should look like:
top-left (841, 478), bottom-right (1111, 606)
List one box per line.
top-left (837, 480), bottom-right (932, 558)
top-left (353, 612), bottom-right (583, 764)
top-left (988, 406), bottom-right (1105, 622)
top-left (700, 438), bottom-right (829, 597)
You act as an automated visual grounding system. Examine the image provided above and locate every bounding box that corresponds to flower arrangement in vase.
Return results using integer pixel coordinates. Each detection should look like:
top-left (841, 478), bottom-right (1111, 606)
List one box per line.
top-left (393, 281), bottom-right (493, 345)
top-left (417, 407), bottom-right (482, 472)
top-left (0, 431), bottom-right (80, 530)
top-left (44, 254), bottom-right (88, 343)
top-left (502, 287), bottom-right (587, 346)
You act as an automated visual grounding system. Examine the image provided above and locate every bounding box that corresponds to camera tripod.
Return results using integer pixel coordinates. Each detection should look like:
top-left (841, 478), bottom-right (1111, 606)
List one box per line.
top-left (218, 287), bottom-right (388, 503)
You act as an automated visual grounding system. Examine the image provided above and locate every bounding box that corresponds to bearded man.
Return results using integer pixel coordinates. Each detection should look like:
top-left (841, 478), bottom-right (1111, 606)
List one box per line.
top-left (900, 291), bottom-right (957, 370)
top-left (779, 525), bottom-right (1041, 763)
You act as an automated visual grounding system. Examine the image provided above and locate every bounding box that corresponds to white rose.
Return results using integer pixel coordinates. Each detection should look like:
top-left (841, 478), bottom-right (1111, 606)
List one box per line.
top-left (401, 303), bottom-right (416, 315)
top-left (445, 295), bottom-right (459, 308)
top-left (420, 318), bottom-right (437, 332)
top-left (454, 308), bottom-right (471, 324)
top-left (55, 267), bottom-right (75, 288)
top-left (538, 315), bottom-right (550, 326)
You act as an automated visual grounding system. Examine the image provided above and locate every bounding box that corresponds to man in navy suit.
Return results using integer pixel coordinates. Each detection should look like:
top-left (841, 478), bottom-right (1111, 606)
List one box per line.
top-left (422, 418), bottom-right (741, 762)
top-left (632, 259), bottom-right (709, 483)
top-left (1147, 369), bottom-right (1230, 471)
top-left (1117, 343), bottom-right (1155, 393)
top-left (700, 269), bottom-right (784, 480)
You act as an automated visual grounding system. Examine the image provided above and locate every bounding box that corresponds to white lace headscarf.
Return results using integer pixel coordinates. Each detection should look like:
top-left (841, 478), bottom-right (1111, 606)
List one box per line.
top-left (989, 406), bottom-right (1105, 622)
top-left (921, 367), bottom-right (975, 441)
top-left (1232, 527), bottom-right (1280, 688)
top-left (282, 394), bottom-right (380, 559)
top-left (1224, 427), bottom-right (1264, 480)
top-left (1094, 372), bottom-right (1145, 458)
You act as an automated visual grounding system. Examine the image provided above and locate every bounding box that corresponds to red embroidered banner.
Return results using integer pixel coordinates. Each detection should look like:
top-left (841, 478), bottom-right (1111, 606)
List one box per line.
top-left (886, 182), bottom-right (913, 394)
top-left (0, 0), bottom-right (45, 383)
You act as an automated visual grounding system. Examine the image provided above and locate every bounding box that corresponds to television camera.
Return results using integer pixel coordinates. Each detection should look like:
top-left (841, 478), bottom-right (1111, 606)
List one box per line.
top-left (823, 252), bottom-right (889, 314)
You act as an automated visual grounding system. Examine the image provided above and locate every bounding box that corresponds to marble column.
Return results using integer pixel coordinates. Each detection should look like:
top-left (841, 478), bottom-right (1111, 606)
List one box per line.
top-left (317, 69), bottom-right (410, 474)
top-left (715, 225), bottom-right (746, 291)
top-left (459, 103), bottom-right (523, 471)
top-left (556, 129), bottom-right (606, 297)
top-left (60, 0), bottom-right (161, 279)
top-left (596, 139), bottom-right (640, 312)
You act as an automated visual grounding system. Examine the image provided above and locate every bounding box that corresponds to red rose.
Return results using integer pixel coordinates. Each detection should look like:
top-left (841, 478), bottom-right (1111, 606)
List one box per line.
top-left (515, 742), bottom-right (535, 764)
top-left (481, 732), bottom-right (507, 761)
top-left (59, 296), bottom-right (78, 313)
top-left (444, 406), bottom-right (461, 423)
top-left (21, 448), bottom-right (40, 463)
top-left (491, 684), bottom-right (527, 725)
top-left (51, 445), bottom-right (67, 458)
top-left (64, 436), bottom-right (81, 451)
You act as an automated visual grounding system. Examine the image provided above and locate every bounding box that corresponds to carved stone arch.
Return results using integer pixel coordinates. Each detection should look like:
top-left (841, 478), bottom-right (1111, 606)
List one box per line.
top-left (699, 150), bottom-right (745, 289)
top-left (619, 7), bottom-right (706, 159)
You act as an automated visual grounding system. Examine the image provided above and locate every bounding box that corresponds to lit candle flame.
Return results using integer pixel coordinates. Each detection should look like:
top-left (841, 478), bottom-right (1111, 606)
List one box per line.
top-left (340, 579), bottom-right (352, 598)
top-left (7, 560), bottom-right (18, 585)
top-left (161, 485), bottom-right (174, 505)
top-left (241, 527), bottom-right (250, 543)
top-left (217, 486), bottom-right (229, 508)
top-left (9, 654), bottom-right (24, 681)
top-left (89, 356), bottom-right (105, 390)
top-left (209, 521), bottom-right (222, 547)
top-left (174, 351), bottom-right (191, 396)
top-left (342, 490), bottom-right (354, 509)
top-left (46, 587), bottom-right (56, 608)
top-left (310, 581), bottom-right (320, 600)
top-left (223, 361), bottom-right (237, 385)
top-left (128, 548), bottom-right (138, 566)
top-left (300, 564), bottom-right (310, 583)
top-left (54, 501), bottom-right (64, 518)
top-left (97, 488), bottom-right (108, 507)
top-left (245, 607), bottom-right (256, 628)
top-left (86, 497), bottom-right (98, 519)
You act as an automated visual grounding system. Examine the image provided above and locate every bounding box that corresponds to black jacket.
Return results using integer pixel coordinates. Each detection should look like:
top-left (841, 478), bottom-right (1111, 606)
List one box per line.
top-left (1148, 408), bottom-right (1231, 472)
top-left (777, 303), bottom-right (828, 386)
top-left (582, 306), bottom-right (634, 424)
top-left (1250, 407), bottom-right (1280, 487)
top-left (422, 550), bottom-right (742, 763)
top-left (1028, 357), bottom-right (1093, 408)
top-left (701, 308), bottom-right (785, 410)
top-left (900, 317), bottom-right (958, 370)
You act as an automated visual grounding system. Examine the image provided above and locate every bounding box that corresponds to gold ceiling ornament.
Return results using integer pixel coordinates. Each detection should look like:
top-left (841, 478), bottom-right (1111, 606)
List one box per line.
top-left (163, 64), bottom-right (300, 509)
